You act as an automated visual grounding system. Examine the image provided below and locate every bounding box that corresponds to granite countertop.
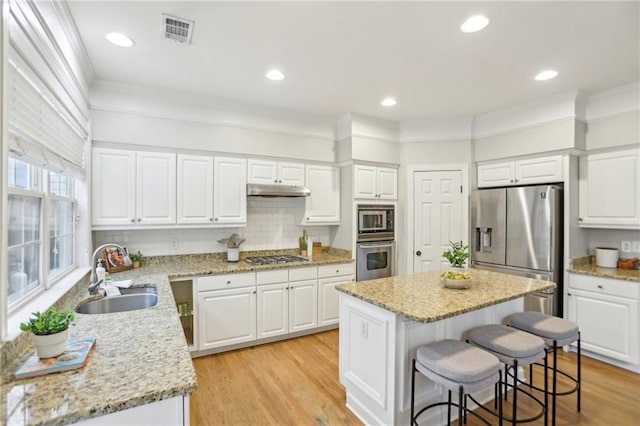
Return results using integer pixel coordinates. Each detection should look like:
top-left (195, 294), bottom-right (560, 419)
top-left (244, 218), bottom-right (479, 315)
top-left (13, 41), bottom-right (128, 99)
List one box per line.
top-left (1, 248), bottom-right (353, 426)
top-left (568, 256), bottom-right (640, 282)
top-left (336, 269), bottom-right (555, 323)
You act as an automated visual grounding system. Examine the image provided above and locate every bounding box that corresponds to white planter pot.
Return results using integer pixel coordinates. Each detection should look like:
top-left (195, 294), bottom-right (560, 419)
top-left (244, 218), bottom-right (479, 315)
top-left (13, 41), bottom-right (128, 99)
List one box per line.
top-left (449, 266), bottom-right (467, 273)
top-left (227, 248), bottom-right (239, 262)
top-left (34, 328), bottom-right (68, 359)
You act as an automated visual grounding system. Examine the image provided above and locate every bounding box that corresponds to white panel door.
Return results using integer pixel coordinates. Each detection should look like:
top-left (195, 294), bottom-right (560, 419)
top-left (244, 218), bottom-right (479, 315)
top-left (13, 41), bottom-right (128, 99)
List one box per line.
top-left (177, 154), bottom-right (213, 224)
top-left (198, 287), bottom-right (256, 350)
top-left (568, 290), bottom-right (638, 363)
top-left (354, 165), bottom-right (377, 199)
top-left (92, 148), bottom-right (136, 226)
top-left (515, 155), bottom-right (563, 185)
top-left (214, 157), bottom-right (247, 225)
top-left (413, 170), bottom-right (463, 273)
top-left (278, 162), bottom-right (305, 186)
top-left (318, 276), bottom-right (348, 326)
top-left (257, 283), bottom-right (288, 339)
top-left (289, 279), bottom-right (317, 332)
top-left (247, 159), bottom-right (278, 184)
top-left (303, 165), bottom-right (340, 224)
top-left (136, 151), bottom-right (176, 225)
top-left (377, 167), bottom-right (398, 200)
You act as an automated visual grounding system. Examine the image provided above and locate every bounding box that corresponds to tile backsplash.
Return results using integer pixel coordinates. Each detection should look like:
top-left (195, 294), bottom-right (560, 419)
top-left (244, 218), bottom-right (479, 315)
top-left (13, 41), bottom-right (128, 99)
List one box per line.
top-left (93, 198), bottom-right (332, 256)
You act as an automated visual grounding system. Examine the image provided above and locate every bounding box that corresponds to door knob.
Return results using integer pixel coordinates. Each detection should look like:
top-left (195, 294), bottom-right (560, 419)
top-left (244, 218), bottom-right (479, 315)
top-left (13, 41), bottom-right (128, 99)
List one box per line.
top-left (416, 251), bottom-right (422, 256)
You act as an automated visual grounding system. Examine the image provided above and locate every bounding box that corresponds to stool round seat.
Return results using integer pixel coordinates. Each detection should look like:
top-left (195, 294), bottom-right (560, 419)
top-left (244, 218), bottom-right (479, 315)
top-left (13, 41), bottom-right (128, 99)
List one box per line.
top-left (416, 339), bottom-right (500, 393)
top-left (508, 311), bottom-right (579, 346)
top-left (469, 324), bottom-right (546, 365)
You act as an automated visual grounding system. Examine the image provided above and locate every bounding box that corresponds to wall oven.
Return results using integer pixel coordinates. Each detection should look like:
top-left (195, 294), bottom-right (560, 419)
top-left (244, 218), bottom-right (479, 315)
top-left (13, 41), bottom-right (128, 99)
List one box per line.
top-left (357, 204), bottom-right (395, 242)
top-left (357, 240), bottom-right (395, 281)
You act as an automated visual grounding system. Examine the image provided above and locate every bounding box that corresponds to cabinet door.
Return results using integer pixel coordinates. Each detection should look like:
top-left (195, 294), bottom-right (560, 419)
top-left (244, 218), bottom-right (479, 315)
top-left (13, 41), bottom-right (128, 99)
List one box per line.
top-left (318, 276), bottom-right (350, 326)
top-left (579, 149), bottom-right (640, 229)
top-left (568, 289), bottom-right (638, 363)
top-left (477, 161), bottom-right (515, 188)
top-left (177, 154), bottom-right (213, 224)
top-left (278, 162), bottom-right (305, 186)
top-left (214, 157), bottom-right (247, 225)
top-left (354, 165), bottom-right (377, 199)
top-left (303, 165), bottom-right (340, 224)
top-left (257, 283), bottom-right (288, 339)
top-left (247, 159), bottom-right (278, 184)
top-left (198, 287), bottom-right (256, 350)
top-left (377, 167), bottom-right (398, 200)
top-left (289, 279), bottom-right (317, 332)
top-left (136, 151), bottom-right (176, 225)
top-left (92, 148), bottom-right (136, 226)
top-left (515, 155), bottom-right (563, 185)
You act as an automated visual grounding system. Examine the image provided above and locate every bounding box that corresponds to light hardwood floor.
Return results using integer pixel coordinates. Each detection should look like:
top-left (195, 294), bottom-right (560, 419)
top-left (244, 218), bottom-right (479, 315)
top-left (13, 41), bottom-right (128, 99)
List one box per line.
top-left (191, 330), bottom-right (640, 425)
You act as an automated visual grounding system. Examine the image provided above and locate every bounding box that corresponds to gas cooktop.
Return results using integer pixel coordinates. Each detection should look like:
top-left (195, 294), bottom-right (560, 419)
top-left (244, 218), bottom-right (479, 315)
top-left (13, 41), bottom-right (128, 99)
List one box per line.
top-left (244, 255), bottom-right (309, 266)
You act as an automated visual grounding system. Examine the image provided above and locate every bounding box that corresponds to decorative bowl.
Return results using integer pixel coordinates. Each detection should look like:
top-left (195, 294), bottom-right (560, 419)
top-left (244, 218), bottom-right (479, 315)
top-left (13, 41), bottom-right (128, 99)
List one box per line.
top-left (441, 277), bottom-right (472, 289)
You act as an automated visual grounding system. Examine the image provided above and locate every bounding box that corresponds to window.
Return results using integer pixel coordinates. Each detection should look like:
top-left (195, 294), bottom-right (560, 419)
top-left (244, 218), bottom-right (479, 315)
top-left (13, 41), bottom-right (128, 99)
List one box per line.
top-left (7, 158), bottom-right (76, 309)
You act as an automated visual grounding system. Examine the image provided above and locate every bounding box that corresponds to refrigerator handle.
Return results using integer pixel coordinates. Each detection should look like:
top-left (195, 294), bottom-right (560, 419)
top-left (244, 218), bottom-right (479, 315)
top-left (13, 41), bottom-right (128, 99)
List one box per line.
top-left (475, 227), bottom-right (492, 252)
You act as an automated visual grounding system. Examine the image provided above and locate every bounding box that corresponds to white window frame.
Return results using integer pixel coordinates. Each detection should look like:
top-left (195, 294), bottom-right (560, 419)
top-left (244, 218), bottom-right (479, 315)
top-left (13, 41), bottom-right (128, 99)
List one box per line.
top-left (6, 158), bottom-right (79, 315)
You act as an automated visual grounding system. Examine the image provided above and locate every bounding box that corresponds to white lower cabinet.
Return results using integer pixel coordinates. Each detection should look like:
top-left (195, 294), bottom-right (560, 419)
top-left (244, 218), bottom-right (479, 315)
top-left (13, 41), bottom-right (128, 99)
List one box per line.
top-left (318, 263), bottom-right (354, 326)
top-left (257, 283), bottom-right (289, 339)
top-left (198, 286), bottom-right (257, 350)
top-left (567, 273), bottom-right (639, 365)
top-left (289, 279), bottom-right (318, 332)
top-left (75, 396), bottom-right (188, 426)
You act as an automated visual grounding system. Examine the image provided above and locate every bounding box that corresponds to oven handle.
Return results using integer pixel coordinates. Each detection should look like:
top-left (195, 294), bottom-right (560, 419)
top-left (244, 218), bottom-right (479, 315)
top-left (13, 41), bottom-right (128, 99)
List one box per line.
top-left (358, 242), bottom-right (394, 249)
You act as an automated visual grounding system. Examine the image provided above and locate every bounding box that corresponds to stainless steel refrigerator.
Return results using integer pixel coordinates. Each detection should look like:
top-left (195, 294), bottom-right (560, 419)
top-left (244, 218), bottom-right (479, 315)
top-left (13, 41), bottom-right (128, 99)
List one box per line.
top-left (471, 184), bottom-right (563, 316)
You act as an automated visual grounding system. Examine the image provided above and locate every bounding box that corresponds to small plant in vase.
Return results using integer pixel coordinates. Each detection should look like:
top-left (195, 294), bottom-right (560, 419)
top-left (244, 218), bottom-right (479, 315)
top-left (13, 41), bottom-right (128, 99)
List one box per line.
top-left (442, 241), bottom-right (470, 272)
top-left (20, 307), bottom-right (75, 358)
top-left (129, 251), bottom-right (142, 268)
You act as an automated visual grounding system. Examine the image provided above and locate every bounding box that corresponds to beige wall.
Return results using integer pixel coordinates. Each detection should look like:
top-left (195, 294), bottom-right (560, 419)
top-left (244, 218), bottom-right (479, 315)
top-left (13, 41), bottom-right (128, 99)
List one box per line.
top-left (474, 119), bottom-right (577, 162)
top-left (400, 139), bottom-right (472, 165)
top-left (586, 110), bottom-right (640, 150)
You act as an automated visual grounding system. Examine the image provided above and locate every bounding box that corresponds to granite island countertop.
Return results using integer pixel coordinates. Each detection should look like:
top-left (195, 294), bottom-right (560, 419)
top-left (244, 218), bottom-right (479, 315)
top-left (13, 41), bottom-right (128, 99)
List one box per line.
top-left (1, 249), bottom-right (353, 426)
top-left (568, 256), bottom-right (640, 282)
top-left (336, 269), bottom-right (555, 323)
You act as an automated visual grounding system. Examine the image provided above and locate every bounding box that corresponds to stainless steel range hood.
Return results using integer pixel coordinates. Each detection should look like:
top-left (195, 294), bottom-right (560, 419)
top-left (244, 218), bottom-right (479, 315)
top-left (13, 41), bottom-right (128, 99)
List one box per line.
top-left (246, 183), bottom-right (311, 197)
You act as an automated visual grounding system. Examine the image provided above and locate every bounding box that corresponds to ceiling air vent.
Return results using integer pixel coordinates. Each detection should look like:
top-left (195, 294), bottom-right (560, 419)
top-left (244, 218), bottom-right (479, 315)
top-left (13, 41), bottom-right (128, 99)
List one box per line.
top-left (162, 14), bottom-right (194, 44)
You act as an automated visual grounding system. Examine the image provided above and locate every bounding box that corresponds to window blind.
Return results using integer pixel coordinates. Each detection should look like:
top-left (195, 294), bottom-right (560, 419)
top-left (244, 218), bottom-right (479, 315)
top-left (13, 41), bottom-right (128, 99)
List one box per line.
top-left (6, 51), bottom-right (88, 178)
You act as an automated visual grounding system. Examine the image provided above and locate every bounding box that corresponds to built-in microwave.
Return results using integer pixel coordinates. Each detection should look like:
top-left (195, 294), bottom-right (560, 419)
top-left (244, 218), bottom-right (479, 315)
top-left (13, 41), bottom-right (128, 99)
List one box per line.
top-left (357, 204), bottom-right (395, 242)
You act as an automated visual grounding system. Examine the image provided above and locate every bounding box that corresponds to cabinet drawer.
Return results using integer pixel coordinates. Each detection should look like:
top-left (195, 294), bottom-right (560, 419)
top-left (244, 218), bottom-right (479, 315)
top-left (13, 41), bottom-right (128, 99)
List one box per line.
top-left (289, 266), bottom-right (318, 281)
top-left (568, 274), bottom-right (638, 300)
top-left (198, 272), bottom-right (256, 291)
top-left (318, 263), bottom-right (354, 278)
top-left (256, 269), bottom-right (289, 285)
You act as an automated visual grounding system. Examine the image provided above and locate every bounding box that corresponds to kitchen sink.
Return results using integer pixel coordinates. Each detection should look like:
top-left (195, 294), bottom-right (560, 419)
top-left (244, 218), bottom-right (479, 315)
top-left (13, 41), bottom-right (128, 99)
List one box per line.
top-left (76, 285), bottom-right (158, 314)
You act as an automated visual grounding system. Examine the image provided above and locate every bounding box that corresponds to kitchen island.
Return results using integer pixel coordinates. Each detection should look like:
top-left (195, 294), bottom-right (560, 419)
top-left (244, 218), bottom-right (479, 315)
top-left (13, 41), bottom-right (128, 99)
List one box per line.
top-left (336, 269), bottom-right (555, 426)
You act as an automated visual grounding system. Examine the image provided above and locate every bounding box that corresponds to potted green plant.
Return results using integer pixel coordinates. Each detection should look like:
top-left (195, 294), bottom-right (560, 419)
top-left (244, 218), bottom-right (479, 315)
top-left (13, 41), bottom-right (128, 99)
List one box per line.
top-left (442, 241), bottom-right (470, 271)
top-left (129, 250), bottom-right (142, 268)
top-left (20, 307), bottom-right (75, 358)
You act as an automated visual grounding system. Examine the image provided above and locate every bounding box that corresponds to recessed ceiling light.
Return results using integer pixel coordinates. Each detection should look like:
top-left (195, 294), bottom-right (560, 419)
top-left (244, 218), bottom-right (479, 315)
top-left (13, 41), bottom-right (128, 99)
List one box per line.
top-left (460, 15), bottom-right (490, 33)
top-left (266, 69), bottom-right (285, 81)
top-left (105, 32), bottom-right (134, 47)
top-left (534, 70), bottom-right (558, 81)
top-left (381, 98), bottom-right (397, 107)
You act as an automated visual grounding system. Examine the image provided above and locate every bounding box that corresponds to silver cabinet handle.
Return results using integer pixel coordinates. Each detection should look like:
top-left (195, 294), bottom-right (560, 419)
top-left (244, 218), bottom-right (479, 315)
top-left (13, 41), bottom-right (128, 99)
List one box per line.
top-left (226, 280), bottom-right (231, 284)
top-left (137, 218), bottom-right (141, 222)
top-left (209, 218), bottom-right (213, 222)
top-left (597, 284), bottom-right (603, 289)
top-left (215, 218), bottom-right (219, 221)
top-left (131, 219), bottom-right (135, 223)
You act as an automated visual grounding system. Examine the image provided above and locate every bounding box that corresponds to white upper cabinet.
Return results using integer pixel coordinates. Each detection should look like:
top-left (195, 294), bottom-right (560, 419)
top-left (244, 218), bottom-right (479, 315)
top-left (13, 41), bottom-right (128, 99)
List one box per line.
top-left (579, 149), bottom-right (640, 229)
top-left (354, 165), bottom-right (398, 200)
top-left (477, 155), bottom-right (563, 188)
top-left (92, 148), bottom-right (176, 226)
top-left (136, 151), bottom-right (177, 225)
top-left (177, 154), bottom-right (213, 224)
top-left (92, 148), bottom-right (136, 226)
top-left (247, 159), bottom-right (305, 186)
top-left (214, 156), bottom-right (247, 225)
top-left (303, 164), bottom-right (340, 224)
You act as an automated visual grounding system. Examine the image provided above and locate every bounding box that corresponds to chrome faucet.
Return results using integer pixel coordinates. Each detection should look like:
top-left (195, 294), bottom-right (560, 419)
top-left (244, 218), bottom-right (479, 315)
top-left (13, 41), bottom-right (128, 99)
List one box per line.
top-left (89, 243), bottom-right (131, 295)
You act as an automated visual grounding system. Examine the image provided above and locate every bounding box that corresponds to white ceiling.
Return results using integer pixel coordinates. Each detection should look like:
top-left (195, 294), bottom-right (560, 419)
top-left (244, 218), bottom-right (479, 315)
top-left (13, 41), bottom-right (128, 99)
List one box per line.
top-left (68, 1), bottom-right (639, 122)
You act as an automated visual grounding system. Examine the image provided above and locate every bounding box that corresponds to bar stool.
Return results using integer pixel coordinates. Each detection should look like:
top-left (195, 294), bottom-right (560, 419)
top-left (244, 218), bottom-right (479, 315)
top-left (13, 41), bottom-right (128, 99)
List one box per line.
top-left (468, 324), bottom-right (547, 425)
top-left (508, 312), bottom-right (580, 426)
top-left (411, 339), bottom-right (503, 426)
